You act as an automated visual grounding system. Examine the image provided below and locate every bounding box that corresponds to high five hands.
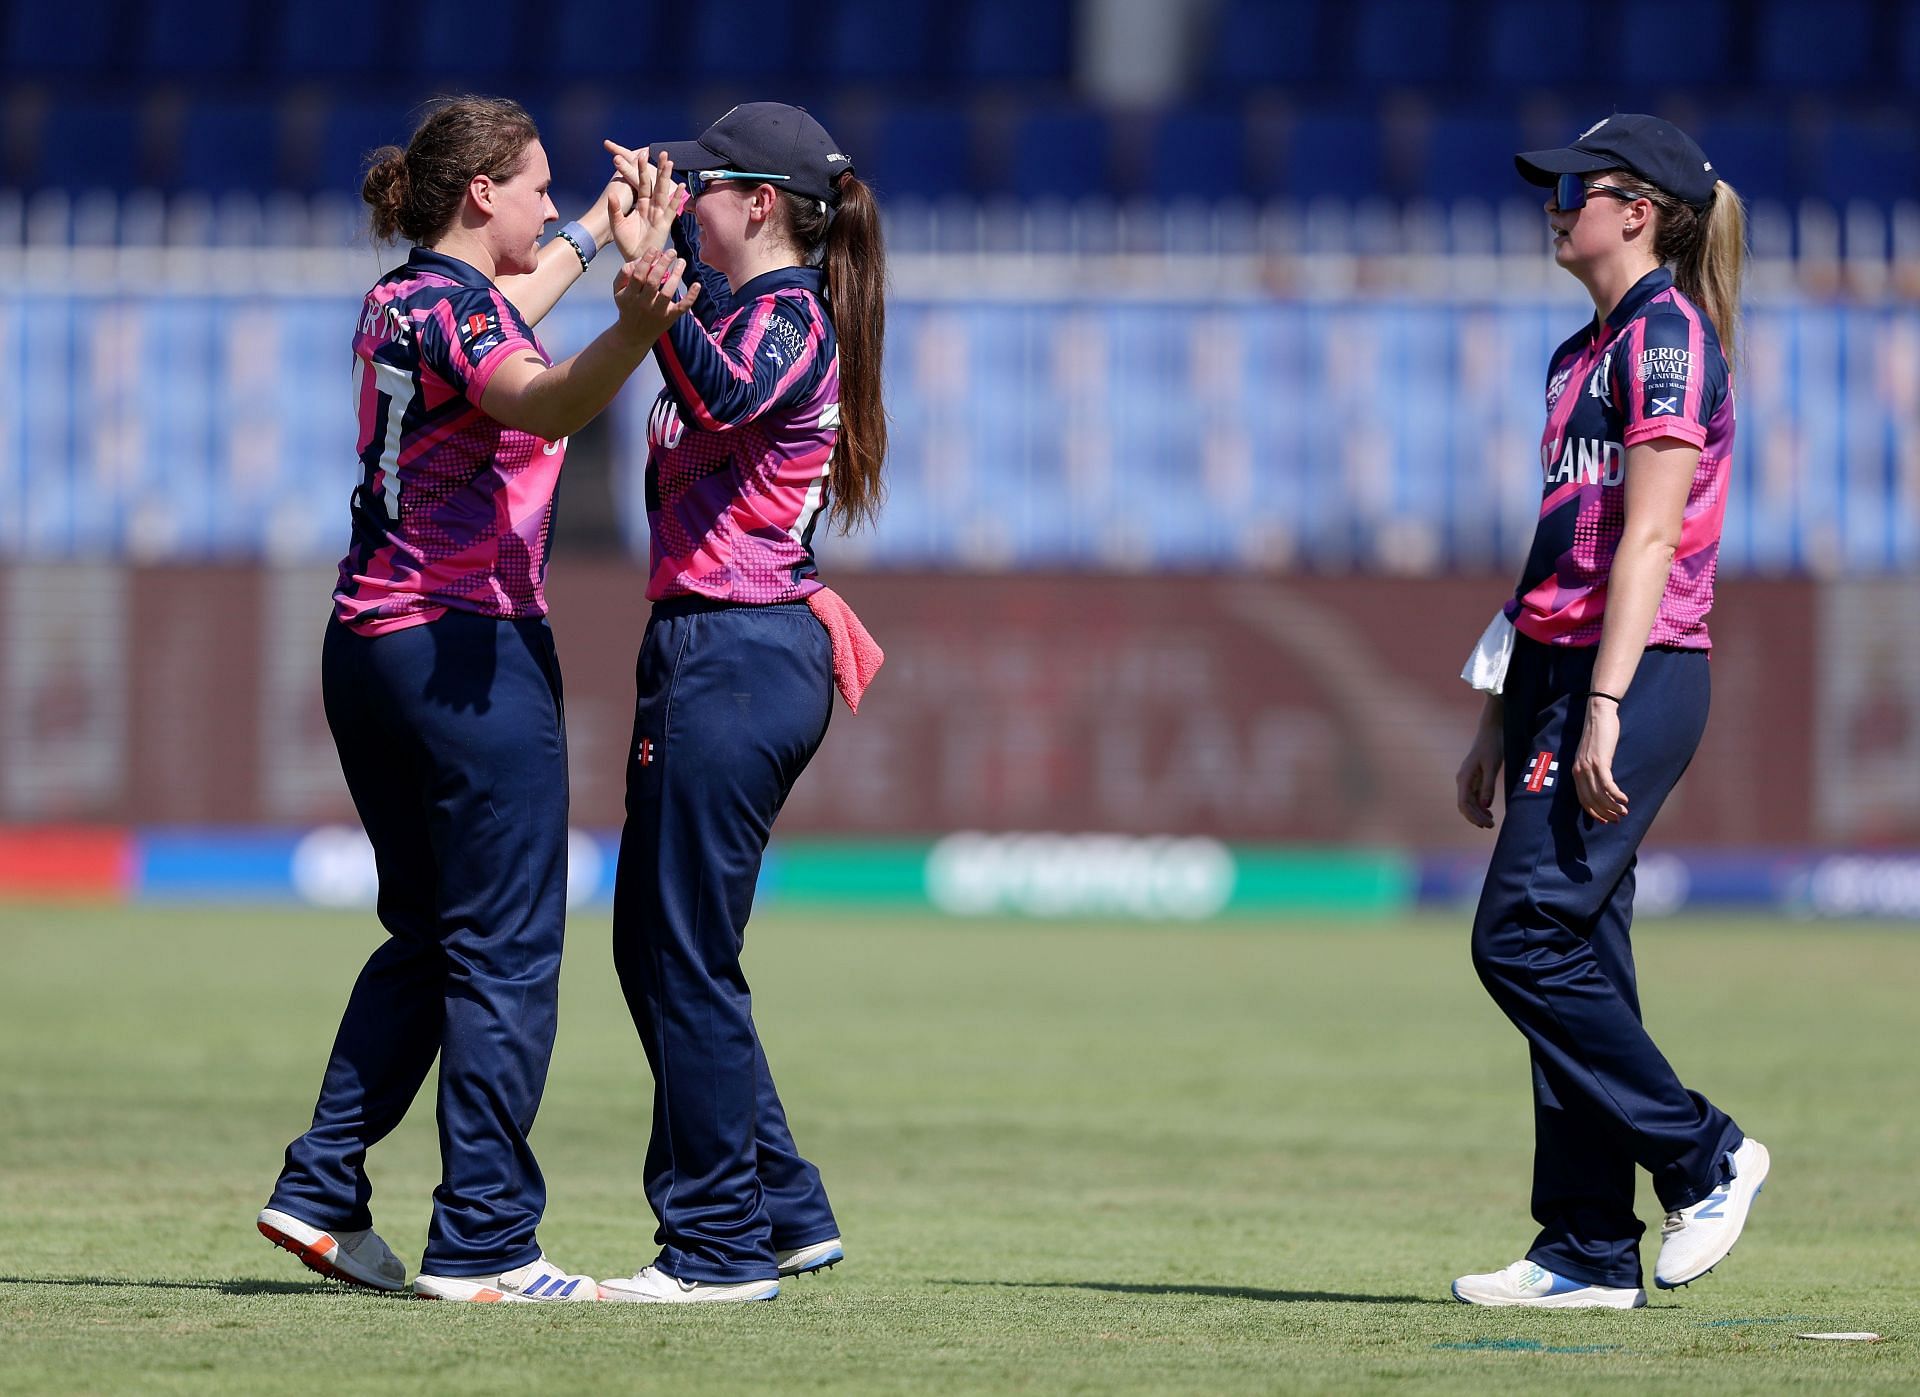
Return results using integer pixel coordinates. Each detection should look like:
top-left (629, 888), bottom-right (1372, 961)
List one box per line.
top-left (602, 144), bottom-right (700, 342)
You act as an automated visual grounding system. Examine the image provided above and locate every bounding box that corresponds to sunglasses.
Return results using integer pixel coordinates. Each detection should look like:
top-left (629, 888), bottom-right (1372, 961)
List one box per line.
top-left (686, 168), bottom-right (794, 196)
top-left (1554, 173), bottom-right (1640, 211)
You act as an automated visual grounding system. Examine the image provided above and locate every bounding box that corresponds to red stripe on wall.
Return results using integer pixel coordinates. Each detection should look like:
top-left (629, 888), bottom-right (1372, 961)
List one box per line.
top-left (0, 827), bottom-right (132, 898)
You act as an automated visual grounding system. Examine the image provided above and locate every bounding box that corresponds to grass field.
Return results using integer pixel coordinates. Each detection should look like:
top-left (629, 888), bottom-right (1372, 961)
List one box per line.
top-left (1, 903), bottom-right (1914, 1395)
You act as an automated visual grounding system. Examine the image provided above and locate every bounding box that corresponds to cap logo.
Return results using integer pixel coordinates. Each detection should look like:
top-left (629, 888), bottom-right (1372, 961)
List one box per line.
top-left (1703, 161), bottom-right (1712, 171)
top-left (827, 152), bottom-right (849, 165)
top-left (1578, 117), bottom-right (1609, 140)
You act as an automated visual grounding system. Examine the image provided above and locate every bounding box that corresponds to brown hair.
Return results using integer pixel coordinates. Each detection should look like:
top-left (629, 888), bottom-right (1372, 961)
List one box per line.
top-left (1604, 169), bottom-right (1748, 363)
top-left (779, 174), bottom-right (888, 532)
top-left (361, 96), bottom-right (540, 245)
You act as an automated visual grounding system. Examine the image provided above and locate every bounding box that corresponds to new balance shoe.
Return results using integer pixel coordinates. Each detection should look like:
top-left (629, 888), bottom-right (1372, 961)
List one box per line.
top-left (257, 1206), bottom-right (407, 1293)
top-left (598, 1265), bottom-right (779, 1303)
top-left (413, 1255), bottom-right (598, 1303)
top-left (1655, 1137), bottom-right (1770, 1289)
top-left (1451, 1259), bottom-right (1646, 1309)
top-left (776, 1237), bottom-right (844, 1278)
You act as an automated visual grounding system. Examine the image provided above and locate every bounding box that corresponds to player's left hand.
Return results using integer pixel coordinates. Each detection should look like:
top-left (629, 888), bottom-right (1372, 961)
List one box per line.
top-left (1572, 698), bottom-right (1629, 824)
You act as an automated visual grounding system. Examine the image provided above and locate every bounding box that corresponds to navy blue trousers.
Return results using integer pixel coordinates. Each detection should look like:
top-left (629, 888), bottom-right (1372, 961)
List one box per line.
top-left (1471, 635), bottom-right (1743, 1290)
top-left (611, 599), bottom-right (840, 1284)
top-left (269, 611), bottom-right (569, 1277)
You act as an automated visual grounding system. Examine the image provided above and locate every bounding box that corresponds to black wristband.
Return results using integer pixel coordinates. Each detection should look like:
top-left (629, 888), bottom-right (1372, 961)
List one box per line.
top-left (1586, 690), bottom-right (1624, 705)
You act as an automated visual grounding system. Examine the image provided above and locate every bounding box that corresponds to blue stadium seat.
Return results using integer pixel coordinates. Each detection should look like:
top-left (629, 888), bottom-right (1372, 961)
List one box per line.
top-left (411, 0), bottom-right (522, 81)
top-left (548, 0), bottom-right (665, 80)
top-left (315, 99), bottom-right (422, 196)
top-left (1285, 109), bottom-right (1382, 200)
top-left (822, 0), bottom-right (939, 83)
top-left (547, 100), bottom-right (694, 195)
top-left (1415, 112), bottom-right (1526, 203)
top-left (173, 99), bottom-right (283, 195)
top-left (1898, 2), bottom-right (1920, 93)
top-left (868, 108), bottom-right (975, 199)
top-left (693, 0), bottom-right (803, 80)
top-left (961, 0), bottom-right (1071, 82)
top-left (1147, 108), bottom-right (1248, 201)
top-left (5, 0), bottom-right (119, 75)
top-left (135, 0), bottom-right (255, 77)
top-left (1352, 0), bottom-right (1460, 87)
top-left (1207, 0), bottom-right (1324, 87)
top-left (1480, 0), bottom-right (1591, 87)
top-left (1610, 0), bottom-right (1731, 87)
top-left (273, 0), bottom-right (393, 78)
top-left (34, 97), bottom-right (148, 193)
top-left (1756, 0), bottom-right (1871, 87)
top-left (1813, 116), bottom-right (1916, 207)
top-left (1000, 107), bottom-right (1110, 200)
top-left (1690, 115), bottom-right (1795, 208)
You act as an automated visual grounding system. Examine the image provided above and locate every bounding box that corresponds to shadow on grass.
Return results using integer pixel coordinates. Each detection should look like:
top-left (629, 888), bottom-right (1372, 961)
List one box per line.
top-left (0, 1275), bottom-right (349, 1297)
top-left (943, 1279), bottom-right (1448, 1305)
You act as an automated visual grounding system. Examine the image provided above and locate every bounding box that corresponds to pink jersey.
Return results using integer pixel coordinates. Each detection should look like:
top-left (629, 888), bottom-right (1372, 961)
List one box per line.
top-left (644, 265), bottom-right (837, 604)
top-left (334, 248), bottom-right (565, 636)
top-left (1506, 268), bottom-right (1735, 649)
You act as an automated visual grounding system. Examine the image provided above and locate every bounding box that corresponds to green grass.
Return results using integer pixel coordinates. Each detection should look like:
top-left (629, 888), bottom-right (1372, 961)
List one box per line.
top-left (0, 903), bottom-right (1914, 1394)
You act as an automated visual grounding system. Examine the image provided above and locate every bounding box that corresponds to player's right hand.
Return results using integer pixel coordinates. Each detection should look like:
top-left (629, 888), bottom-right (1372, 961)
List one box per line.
top-left (1455, 724), bottom-right (1503, 830)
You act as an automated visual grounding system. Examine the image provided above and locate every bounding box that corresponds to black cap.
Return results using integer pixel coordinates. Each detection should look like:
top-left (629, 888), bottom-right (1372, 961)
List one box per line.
top-left (1516, 113), bottom-right (1718, 209)
top-left (657, 102), bottom-right (853, 205)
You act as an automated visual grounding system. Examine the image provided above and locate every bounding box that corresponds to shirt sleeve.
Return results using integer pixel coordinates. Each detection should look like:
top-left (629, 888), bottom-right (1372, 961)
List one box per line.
top-left (654, 291), bottom-right (828, 431)
top-left (416, 287), bottom-right (539, 406)
top-left (1618, 307), bottom-right (1720, 450)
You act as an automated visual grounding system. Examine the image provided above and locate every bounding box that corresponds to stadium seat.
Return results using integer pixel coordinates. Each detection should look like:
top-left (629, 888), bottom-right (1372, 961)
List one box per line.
top-left (1480, 0), bottom-right (1591, 88)
top-left (33, 97), bottom-right (151, 194)
top-left (821, 0), bottom-right (940, 83)
top-left (547, 0), bottom-right (665, 80)
top-left (272, 0), bottom-right (393, 78)
top-left (1146, 108), bottom-right (1248, 202)
top-left (1003, 107), bottom-right (1111, 200)
top-left (548, 99), bottom-right (694, 195)
top-left (1415, 111), bottom-right (1527, 203)
top-left (315, 99), bottom-right (424, 197)
top-left (1351, 0), bottom-right (1461, 87)
top-left (4, 0), bottom-right (119, 75)
top-left (1812, 115), bottom-right (1916, 208)
top-left (1285, 108), bottom-right (1383, 201)
top-left (134, 0), bottom-right (255, 78)
top-left (410, 0), bottom-right (522, 82)
top-left (173, 99), bottom-right (284, 195)
top-left (868, 107), bottom-right (976, 199)
top-left (693, 0), bottom-right (803, 80)
top-left (1609, 0), bottom-right (1731, 87)
top-left (1690, 115), bottom-right (1795, 208)
top-left (1899, 2), bottom-right (1920, 93)
top-left (1206, 0), bottom-right (1324, 88)
top-left (1755, 0), bottom-right (1871, 88)
top-left (960, 0), bottom-right (1072, 83)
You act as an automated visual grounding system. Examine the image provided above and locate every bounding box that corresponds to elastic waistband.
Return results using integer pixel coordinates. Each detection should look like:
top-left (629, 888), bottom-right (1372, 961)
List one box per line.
top-left (648, 594), bottom-right (815, 618)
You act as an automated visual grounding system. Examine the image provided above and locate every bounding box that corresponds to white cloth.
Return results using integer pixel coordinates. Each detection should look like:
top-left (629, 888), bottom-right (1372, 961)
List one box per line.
top-left (1461, 609), bottom-right (1517, 694)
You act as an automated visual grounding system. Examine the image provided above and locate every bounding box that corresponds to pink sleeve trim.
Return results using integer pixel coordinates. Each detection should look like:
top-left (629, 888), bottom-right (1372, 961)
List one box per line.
top-left (1623, 419), bottom-right (1708, 449)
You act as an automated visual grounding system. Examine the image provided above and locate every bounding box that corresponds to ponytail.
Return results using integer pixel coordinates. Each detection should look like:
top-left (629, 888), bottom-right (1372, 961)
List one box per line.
top-left (1606, 170), bottom-right (1747, 364)
top-left (781, 174), bottom-right (889, 532)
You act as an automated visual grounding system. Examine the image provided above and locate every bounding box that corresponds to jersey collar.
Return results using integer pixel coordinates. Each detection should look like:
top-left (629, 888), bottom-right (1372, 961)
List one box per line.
top-left (728, 264), bottom-right (824, 302)
top-left (1597, 266), bottom-right (1674, 340)
top-left (406, 246), bottom-right (496, 288)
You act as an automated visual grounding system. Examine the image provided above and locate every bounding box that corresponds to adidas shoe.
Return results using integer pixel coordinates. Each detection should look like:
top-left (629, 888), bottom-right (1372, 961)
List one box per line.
top-left (1451, 1259), bottom-right (1646, 1309)
top-left (413, 1255), bottom-right (598, 1303)
top-left (598, 1265), bottom-right (779, 1304)
top-left (258, 1206), bottom-right (407, 1293)
top-left (1655, 1138), bottom-right (1770, 1290)
top-left (776, 1237), bottom-right (844, 1278)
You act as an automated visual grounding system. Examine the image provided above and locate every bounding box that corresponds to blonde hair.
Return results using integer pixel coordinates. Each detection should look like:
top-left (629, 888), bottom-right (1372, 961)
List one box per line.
top-left (1604, 170), bottom-right (1748, 364)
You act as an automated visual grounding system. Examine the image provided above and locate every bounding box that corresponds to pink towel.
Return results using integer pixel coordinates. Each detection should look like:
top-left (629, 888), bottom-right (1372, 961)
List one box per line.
top-left (806, 586), bottom-right (884, 713)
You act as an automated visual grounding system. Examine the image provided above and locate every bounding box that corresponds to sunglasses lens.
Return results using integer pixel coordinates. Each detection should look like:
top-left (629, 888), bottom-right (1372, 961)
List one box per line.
top-left (1555, 173), bottom-right (1587, 210)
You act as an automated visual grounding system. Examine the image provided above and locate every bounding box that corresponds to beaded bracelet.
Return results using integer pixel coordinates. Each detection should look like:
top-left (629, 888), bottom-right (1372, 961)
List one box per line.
top-left (555, 221), bottom-right (597, 272)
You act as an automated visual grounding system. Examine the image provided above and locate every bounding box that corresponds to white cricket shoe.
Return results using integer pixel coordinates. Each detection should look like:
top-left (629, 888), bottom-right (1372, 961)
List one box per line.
top-left (413, 1255), bottom-right (599, 1303)
top-left (1655, 1138), bottom-right (1770, 1289)
top-left (776, 1237), bottom-right (844, 1278)
top-left (257, 1206), bottom-right (407, 1293)
top-left (1451, 1259), bottom-right (1647, 1309)
top-left (598, 1265), bottom-right (779, 1303)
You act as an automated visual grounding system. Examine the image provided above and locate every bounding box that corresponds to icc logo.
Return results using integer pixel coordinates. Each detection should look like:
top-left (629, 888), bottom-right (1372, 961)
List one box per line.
top-left (648, 396), bottom-right (686, 451)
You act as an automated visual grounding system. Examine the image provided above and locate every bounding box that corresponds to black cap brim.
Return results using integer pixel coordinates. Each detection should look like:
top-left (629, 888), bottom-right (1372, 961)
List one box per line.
top-left (653, 139), bottom-right (727, 175)
top-left (1514, 146), bottom-right (1618, 187)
